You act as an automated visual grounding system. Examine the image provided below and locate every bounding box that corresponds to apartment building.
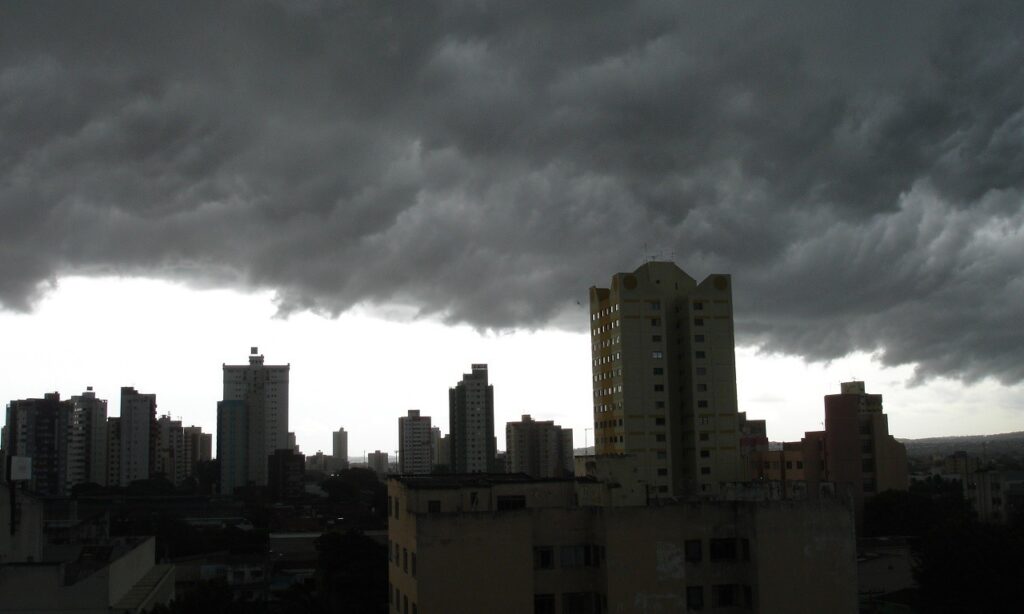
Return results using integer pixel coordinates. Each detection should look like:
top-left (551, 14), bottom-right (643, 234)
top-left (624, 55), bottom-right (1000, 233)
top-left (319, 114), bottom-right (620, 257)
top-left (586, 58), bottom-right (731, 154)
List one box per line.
top-left (222, 347), bottom-right (290, 487)
top-left (505, 415), bottom-right (574, 478)
top-left (387, 475), bottom-right (856, 614)
top-left (399, 410), bottom-right (434, 475)
top-left (589, 262), bottom-right (743, 499)
top-left (448, 364), bottom-right (496, 473)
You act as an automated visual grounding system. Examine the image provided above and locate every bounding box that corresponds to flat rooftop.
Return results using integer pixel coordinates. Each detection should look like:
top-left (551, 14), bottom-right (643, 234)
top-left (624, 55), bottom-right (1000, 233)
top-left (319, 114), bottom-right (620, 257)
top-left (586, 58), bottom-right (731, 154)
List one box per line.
top-left (389, 473), bottom-right (577, 490)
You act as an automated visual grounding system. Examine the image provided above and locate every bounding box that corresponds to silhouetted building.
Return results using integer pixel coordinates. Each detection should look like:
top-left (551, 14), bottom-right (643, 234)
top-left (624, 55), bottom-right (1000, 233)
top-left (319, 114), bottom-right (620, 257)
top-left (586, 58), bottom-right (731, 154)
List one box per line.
top-left (119, 386), bottom-right (157, 487)
top-left (154, 414), bottom-right (185, 485)
top-left (589, 262), bottom-right (743, 499)
top-left (268, 449), bottom-right (305, 500)
top-left (505, 415), bottom-right (573, 478)
top-left (217, 399), bottom-right (248, 495)
top-left (106, 417), bottom-right (121, 487)
top-left (333, 427), bottom-right (349, 470)
top-left (388, 475), bottom-right (857, 613)
top-left (449, 364), bottom-right (496, 473)
top-left (222, 347), bottom-right (290, 487)
top-left (368, 450), bottom-right (389, 478)
top-left (68, 387), bottom-right (108, 490)
top-left (399, 410), bottom-right (433, 475)
top-left (5, 392), bottom-right (73, 496)
top-left (182, 425), bottom-right (212, 478)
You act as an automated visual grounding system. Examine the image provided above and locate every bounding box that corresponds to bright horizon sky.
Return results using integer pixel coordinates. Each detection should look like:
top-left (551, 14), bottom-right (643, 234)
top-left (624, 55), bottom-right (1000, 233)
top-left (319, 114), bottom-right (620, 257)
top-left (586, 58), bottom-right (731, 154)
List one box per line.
top-left (1, 276), bottom-right (1020, 458)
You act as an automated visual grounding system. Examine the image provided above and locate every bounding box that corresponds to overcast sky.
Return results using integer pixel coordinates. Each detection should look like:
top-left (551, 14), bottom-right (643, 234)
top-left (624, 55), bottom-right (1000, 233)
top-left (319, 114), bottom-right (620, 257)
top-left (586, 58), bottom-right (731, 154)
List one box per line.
top-left (1, 2), bottom-right (1022, 454)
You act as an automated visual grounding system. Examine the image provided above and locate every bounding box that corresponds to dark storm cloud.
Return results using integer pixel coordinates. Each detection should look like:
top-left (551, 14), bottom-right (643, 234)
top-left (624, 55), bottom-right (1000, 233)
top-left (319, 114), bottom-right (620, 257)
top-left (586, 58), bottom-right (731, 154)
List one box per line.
top-left (1, 1), bottom-right (1023, 384)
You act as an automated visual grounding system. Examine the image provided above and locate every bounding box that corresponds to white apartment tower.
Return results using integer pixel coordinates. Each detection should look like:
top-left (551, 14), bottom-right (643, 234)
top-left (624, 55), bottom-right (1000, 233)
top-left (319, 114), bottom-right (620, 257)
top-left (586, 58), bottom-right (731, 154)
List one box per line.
top-left (67, 387), bottom-right (108, 489)
top-left (589, 262), bottom-right (742, 498)
top-left (399, 410), bottom-right (433, 475)
top-left (119, 387), bottom-right (156, 487)
top-left (222, 347), bottom-right (290, 486)
top-left (449, 364), bottom-right (496, 473)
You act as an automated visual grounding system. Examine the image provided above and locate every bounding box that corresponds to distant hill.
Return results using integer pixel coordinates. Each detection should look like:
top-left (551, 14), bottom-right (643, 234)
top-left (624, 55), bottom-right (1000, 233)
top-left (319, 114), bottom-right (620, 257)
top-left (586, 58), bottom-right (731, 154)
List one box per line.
top-left (898, 432), bottom-right (1024, 457)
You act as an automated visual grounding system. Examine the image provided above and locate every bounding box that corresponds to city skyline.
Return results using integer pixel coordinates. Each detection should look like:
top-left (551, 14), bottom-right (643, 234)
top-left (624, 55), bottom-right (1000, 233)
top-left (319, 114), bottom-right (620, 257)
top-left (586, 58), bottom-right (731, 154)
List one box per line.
top-left (1, 274), bottom-right (1020, 460)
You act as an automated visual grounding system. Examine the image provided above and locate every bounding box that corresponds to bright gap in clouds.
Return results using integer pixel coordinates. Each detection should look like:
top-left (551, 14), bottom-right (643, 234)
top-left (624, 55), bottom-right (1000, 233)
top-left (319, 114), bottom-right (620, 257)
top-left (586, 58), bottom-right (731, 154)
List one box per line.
top-left (0, 277), bottom-right (1019, 457)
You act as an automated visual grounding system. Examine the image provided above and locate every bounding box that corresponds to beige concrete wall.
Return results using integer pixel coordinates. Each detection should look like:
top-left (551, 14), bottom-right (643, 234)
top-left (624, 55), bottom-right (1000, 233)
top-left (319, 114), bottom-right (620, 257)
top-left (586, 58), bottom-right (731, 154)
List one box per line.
top-left (754, 500), bottom-right (857, 614)
top-left (390, 478), bottom-right (857, 614)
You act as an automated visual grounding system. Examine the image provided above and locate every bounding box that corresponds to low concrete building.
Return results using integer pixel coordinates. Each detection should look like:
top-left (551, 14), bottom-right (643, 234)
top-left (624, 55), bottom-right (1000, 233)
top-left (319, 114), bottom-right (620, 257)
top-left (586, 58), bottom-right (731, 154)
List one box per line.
top-left (387, 474), bottom-right (857, 614)
top-left (0, 484), bottom-right (174, 613)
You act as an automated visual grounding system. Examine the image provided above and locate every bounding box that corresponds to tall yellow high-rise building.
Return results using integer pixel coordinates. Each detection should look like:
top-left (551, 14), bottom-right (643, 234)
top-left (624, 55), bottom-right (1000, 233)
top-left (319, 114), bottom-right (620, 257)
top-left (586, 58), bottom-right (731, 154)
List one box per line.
top-left (589, 261), bottom-right (742, 498)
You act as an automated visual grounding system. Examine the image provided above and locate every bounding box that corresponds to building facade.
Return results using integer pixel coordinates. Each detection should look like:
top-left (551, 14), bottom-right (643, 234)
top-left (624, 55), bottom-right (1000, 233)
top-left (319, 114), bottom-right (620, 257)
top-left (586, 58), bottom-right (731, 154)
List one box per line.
top-left (399, 410), bottom-right (434, 475)
top-left (106, 417), bottom-right (121, 488)
top-left (182, 425), bottom-right (212, 478)
top-left (222, 347), bottom-right (290, 487)
top-left (449, 364), bottom-right (496, 473)
top-left (217, 399), bottom-right (248, 495)
top-left (589, 262), bottom-right (743, 499)
top-left (333, 427), bottom-right (349, 471)
top-left (155, 415), bottom-right (185, 485)
top-left (505, 415), bottom-right (574, 478)
top-left (119, 387), bottom-right (157, 487)
top-left (67, 387), bottom-right (108, 490)
top-left (368, 450), bottom-right (389, 478)
top-left (4, 393), bottom-right (73, 496)
top-left (387, 475), bottom-right (857, 614)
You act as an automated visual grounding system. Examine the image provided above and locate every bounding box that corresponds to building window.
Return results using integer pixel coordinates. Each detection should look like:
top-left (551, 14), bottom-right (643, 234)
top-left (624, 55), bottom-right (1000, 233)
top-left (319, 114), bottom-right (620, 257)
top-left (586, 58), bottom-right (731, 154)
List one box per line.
top-left (656, 401), bottom-right (665, 408)
top-left (427, 500), bottom-right (441, 513)
top-left (650, 318), bottom-right (661, 326)
top-left (694, 301), bottom-right (704, 310)
top-left (653, 367), bottom-right (664, 375)
top-left (796, 461), bottom-right (803, 469)
top-left (695, 350), bottom-right (706, 359)
top-left (533, 546), bottom-right (554, 569)
top-left (741, 538), bottom-right (750, 561)
top-left (685, 539), bottom-right (702, 563)
top-left (697, 400), bottom-right (708, 408)
top-left (700, 466), bottom-right (711, 475)
top-left (710, 539), bottom-right (737, 561)
top-left (697, 383), bottom-right (708, 392)
top-left (649, 301), bottom-right (661, 310)
top-left (497, 495), bottom-right (527, 510)
top-left (562, 593), bottom-right (598, 614)
top-left (786, 461), bottom-right (793, 469)
top-left (694, 318), bottom-right (704, 326)
top-left (687, 586), bottom-right (704, 610)
top-left (654, 384), bottom-right (664, 392)
top-left (655, 417), bottom-right (665, 425)
top-left (652, 351), bottom-right (663, 359)
top-left (560, 545), bottom-right (601, 569)
top-left (699, 432), bottom-right (710, 442)
top-left (534, 594), bottom-right (556, 614)
top-left (656, 434), bottom-right (666, 442)
top-left (411, 553), bottom-right (417, 577)
top-left (696, 367), bottom-right (707, 375)
top-left (695, 334), bottom-right (705, 342)
top-left (658, 485), bottom-right (669, 492)
top-left (699, 416), bottom-right (710, 425)
top-left (652, 335), bottom-right (662, 342)
top-left (657, 468), bottom-right (668, 476)
top-left (656, 451), bottom-right (667, 459)
top-left (700, 450), bottom-right (710, 458)
top-left (403, 548), bottom-right (408, 572)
